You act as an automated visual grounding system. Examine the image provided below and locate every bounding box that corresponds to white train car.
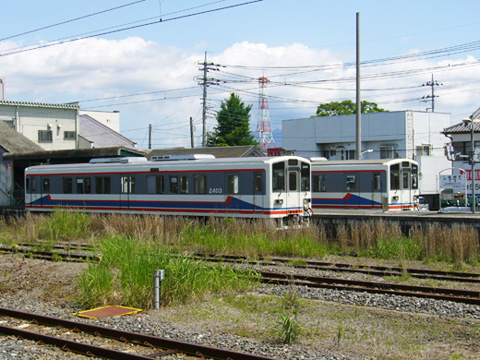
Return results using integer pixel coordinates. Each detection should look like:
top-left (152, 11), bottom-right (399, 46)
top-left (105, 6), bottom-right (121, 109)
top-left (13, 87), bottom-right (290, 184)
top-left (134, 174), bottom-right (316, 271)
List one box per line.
top-left (311, 158), bottom-right (419, 211)
top-left (25, 155), bottom-right (312, 223)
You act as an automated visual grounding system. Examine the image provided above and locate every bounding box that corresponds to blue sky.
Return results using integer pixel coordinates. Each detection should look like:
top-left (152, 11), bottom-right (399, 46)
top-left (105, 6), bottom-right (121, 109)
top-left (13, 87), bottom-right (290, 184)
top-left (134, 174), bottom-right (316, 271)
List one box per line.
top-left (2, 0), bottom-right (480, 149)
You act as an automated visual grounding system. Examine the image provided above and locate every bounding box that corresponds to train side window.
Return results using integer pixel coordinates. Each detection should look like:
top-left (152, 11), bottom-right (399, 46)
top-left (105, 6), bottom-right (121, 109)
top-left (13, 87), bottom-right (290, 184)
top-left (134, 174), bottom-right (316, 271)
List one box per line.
top-left (42, 178), bottom-right (50, 193)
top-left (227, 174), bottom-right (239, 194)
top-left (179, 175), bottom-right (188, 194)
top-left (272, 162), bottom-right (285, 192)
top-left (76, 177), bottom-right (91, 194)
top-left (313, 175), bottom-right (327, 192)
top-left (170, 176), bottom-right (178, 193)
top-left (26, 178), bottom-right (30, 191)
top-left (147, 175), bottom-right (164, 194)
top-left (390, 164), bottom-right (400, 190)
top-left (289, 171), bottom-right (298, 191)
top-left (301, 163), bottom-right (310, 191)
top-left (95, 177), bottom-right (111, 194)
top-left (346, 175), bottom-right (357, 191)
top-left (255, 173), bottom-right (263, 193)
top-left (63, 177), bottom-right (73, 194)
top-left (373, 174), bottom-right (381, 191)
top-left (194, 174), bottom-right (207, 194)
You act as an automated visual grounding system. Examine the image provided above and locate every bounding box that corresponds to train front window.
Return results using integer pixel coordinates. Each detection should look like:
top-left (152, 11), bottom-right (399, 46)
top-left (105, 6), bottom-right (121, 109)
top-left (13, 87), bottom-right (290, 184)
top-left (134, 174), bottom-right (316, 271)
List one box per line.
top-left (390, 164), bottom-right (400, 190)
top-left (301, 162), bottom-right (310, 191)
top-left (272, 162), bottom-right (285, 192)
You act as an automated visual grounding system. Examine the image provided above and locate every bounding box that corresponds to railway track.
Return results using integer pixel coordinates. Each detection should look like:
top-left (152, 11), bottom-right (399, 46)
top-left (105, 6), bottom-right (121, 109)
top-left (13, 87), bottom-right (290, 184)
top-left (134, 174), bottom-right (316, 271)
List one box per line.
top-left (2, 244), bottom-right (479, 305)
top-left (0, 307), bottom-right (276, 360)
top-left (0, 244), bottom-right (100, 262)
top-left (192, 253), bottom-right (480, 284)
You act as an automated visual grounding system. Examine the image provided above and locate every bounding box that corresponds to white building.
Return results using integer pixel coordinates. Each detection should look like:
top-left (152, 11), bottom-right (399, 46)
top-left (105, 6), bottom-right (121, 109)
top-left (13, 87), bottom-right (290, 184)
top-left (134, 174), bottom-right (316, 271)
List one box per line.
top-left (283, 110), bottom-right (453, 209)
top-left (0, 100), bottom-right (80, 151)
top-left (0, 101), bottom-right (134, 151)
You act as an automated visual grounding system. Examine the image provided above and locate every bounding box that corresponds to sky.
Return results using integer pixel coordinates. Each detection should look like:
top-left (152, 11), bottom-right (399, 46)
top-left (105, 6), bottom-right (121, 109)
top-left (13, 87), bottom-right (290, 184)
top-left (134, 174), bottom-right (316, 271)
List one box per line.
top-left (1, 0), bottom-right (480, 149)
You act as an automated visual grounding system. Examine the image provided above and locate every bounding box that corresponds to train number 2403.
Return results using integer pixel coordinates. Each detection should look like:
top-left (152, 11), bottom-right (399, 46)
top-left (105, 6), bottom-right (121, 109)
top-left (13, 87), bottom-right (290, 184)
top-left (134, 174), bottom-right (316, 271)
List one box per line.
top-left (209, 188), bottom-right (223, 194)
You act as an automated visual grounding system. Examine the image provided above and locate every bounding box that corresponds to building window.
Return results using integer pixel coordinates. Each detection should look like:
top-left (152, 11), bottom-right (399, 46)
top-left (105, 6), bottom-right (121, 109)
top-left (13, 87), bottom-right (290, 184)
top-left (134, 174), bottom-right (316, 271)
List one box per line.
top-left (380, 145), bottom-right (395, 159)
top-left (38, 130), bottom-right (53, 142)
top-left (64, 131), bottom-right (76, 140)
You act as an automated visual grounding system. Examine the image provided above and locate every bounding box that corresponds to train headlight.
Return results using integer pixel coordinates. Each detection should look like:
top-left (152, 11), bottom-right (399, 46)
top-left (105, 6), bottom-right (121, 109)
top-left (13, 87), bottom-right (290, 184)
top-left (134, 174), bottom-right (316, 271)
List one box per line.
top-left (275, 199), bottom-right (283, 204)
top-left (303, 198), bottom-right (311, 203)
top-left (392, 195), bottom-right (399, 201)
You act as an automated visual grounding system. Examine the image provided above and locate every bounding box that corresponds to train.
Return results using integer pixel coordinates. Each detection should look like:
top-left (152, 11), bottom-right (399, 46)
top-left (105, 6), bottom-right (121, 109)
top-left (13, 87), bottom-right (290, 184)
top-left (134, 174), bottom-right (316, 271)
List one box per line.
top-left (24, 154), bottom-right (312, 223)
top-left (310, 158), bottom-right (420, 211)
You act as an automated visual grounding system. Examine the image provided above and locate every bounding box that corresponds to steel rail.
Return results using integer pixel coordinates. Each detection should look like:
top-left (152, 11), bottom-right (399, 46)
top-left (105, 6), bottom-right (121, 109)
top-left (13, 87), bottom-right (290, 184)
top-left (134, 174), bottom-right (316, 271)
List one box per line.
top-left (260, 271), bottom-right (480, 305)
top-left (192, 253), bottom-right (480, 282)
top-left (0, 307), bottom-right (277, 360)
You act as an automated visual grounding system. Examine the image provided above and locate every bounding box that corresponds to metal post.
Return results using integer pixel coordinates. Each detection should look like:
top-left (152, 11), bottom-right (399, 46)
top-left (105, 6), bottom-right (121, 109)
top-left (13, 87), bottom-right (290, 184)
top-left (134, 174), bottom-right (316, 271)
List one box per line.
top-left (355, 12), bottom-right (361, 160)
top-left (471, 122), bottom-right (476, 213)
top-left (153, 269), bottom-right (165, 310)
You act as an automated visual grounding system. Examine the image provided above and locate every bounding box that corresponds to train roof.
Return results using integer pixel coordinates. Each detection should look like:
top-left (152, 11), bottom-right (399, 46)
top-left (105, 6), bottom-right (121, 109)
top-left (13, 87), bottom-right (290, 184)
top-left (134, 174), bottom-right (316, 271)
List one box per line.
top-left (25, 155), bottom-right (310, 173)
top-left (310, 158), bottom-right (418, 166)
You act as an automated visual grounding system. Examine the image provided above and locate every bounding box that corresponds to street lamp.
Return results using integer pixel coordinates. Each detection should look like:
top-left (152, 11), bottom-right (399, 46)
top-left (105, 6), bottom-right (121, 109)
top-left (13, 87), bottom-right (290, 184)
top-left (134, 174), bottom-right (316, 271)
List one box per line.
top-left (361, 149), bottom-right (373, 159)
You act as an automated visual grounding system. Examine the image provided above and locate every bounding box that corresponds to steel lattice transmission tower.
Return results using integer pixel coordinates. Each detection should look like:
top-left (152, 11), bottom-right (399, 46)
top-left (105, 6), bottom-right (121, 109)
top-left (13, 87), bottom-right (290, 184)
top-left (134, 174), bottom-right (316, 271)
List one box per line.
top-left (256, 76), bottom-right (276, 153)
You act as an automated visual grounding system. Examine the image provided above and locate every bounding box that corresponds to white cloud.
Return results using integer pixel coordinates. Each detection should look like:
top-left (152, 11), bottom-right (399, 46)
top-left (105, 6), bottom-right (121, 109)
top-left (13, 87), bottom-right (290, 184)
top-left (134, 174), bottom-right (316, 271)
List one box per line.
top-left (1, 37), bottom-right (479, 148)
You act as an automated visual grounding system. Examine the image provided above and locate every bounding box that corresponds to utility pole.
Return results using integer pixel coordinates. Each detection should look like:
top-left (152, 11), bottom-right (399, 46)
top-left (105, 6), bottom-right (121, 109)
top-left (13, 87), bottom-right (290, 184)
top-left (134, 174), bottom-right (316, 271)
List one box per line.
top-left (148, 123), bottom-right (152, 150)
top-left (190, 116), bottom-right (194, 148)
top-left (422, 74), bottom-right (442, 112)
top-left (196, 52), bottom-right (221, 147)
top-left (355, 12), bottom-right (361, 160)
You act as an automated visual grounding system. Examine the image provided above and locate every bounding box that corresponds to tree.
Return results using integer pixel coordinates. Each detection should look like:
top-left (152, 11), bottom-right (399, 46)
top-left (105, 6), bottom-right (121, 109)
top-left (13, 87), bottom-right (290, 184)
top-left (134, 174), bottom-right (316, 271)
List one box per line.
top-left (315, 100), bottom-right (388, 117)
top-left (207, 93), bottom-right (257, 147)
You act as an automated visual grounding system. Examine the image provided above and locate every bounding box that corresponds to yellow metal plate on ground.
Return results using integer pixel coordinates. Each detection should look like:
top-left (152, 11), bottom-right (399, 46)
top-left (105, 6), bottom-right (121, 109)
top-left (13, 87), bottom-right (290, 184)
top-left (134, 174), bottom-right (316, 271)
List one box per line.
top-left (74, 305), bottom-right (143, 319)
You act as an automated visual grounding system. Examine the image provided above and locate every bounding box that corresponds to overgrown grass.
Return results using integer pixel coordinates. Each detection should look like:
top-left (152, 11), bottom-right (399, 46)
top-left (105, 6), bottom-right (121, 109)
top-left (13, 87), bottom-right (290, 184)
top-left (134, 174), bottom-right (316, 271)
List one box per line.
top-left (76, 236), bottom-right (259, 309)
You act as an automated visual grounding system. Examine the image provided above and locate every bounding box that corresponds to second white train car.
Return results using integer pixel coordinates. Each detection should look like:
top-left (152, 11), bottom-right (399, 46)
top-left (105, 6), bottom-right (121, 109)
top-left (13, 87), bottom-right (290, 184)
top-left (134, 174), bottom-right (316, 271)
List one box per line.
top-left (311, 158), bottom-right (419, 211)
top-left (25, 155), bottom-right (312, 223)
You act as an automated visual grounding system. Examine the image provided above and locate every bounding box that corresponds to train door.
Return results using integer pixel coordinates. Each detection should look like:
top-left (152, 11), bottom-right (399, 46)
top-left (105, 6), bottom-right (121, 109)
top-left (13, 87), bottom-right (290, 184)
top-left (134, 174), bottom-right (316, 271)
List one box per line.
top-left (401, 165), bottom-right (412, 210)
top-left (40, 177), bottom-right (50, 207)
top-left (225, 173), bottom-right (240, 214)
top-left (345, 173), bottom-right (360, 207)
top-left (252, 172), bottom-right (264, 215)
top-left (120, 176), bottom-right (135, 209)
top-left (286, 167), bottom-right (300, 214)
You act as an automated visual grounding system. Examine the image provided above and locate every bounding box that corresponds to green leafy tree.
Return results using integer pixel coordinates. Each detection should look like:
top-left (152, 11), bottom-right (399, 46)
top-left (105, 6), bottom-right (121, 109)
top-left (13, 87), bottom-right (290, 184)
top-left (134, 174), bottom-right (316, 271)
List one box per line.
top-left (315, 100), bottom-right (388, 117)
top-left (207, 93), bottom-right (257, 147)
